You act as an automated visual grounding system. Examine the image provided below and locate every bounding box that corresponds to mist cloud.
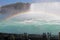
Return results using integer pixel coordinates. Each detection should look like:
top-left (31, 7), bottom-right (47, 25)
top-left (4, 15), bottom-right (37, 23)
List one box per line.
top-left (32, 0), bottom-right (60, 3)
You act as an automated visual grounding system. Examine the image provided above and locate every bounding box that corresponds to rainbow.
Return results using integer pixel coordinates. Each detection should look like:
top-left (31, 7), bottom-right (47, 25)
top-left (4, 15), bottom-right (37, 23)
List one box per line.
top-left (0, 3), bottom-right (60, 21)
top-left (0, 2), bottom-right (30, 21)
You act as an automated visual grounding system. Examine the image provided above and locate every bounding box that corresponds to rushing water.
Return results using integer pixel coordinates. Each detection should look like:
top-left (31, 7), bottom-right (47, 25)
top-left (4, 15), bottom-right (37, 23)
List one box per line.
top-left (0, 3), bottom-right (60, 35)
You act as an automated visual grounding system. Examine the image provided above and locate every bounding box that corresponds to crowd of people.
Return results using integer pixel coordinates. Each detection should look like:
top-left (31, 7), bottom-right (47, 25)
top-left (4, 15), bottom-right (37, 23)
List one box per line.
top-left (0, 32), bottom-right (59, 40)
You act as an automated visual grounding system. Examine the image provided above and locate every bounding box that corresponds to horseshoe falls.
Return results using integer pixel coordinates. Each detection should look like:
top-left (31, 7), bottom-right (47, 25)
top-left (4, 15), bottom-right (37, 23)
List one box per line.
top-left (0, 2), bottom-right (60, 35)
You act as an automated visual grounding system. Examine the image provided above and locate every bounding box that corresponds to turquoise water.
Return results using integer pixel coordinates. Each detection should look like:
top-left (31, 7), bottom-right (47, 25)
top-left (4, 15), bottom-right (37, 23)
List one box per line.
top-left (0, 20), bottom-right (60, 35)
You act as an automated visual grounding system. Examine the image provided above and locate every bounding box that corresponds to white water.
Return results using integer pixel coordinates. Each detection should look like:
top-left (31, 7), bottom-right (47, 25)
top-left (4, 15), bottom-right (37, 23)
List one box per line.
top-left (30, 3), bottom-right (60, 20)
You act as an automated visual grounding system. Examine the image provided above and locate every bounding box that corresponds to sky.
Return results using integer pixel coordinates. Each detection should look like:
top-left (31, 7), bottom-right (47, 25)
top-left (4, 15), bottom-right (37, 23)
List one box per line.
top-left (0, 0), bottom-right (60, 6)
top-left (0, 0), bottom-right (32, 6)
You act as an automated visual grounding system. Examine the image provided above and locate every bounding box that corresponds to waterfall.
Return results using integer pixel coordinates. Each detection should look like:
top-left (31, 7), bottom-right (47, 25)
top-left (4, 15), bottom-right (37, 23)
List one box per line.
top-left (22, 3), bottom-right (60, 21)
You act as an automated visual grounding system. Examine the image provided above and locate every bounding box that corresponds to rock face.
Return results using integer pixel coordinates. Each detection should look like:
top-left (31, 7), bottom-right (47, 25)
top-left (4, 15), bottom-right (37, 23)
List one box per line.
top-left (0, 3), bottom-right (30, 20)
